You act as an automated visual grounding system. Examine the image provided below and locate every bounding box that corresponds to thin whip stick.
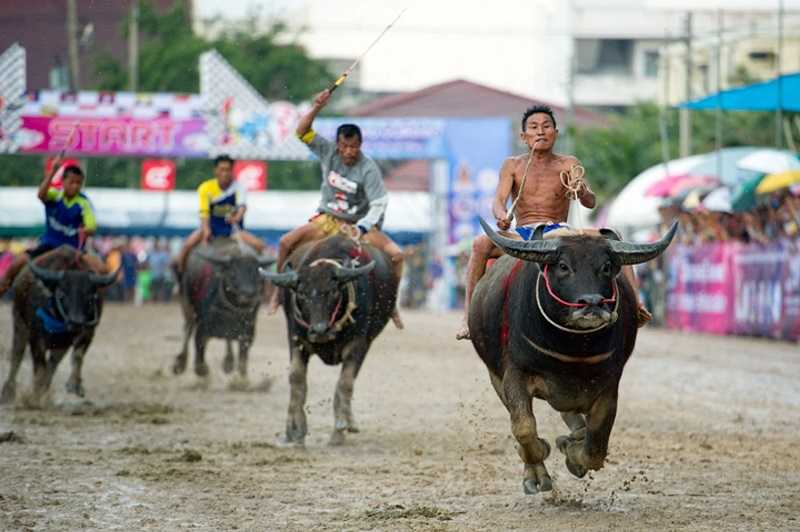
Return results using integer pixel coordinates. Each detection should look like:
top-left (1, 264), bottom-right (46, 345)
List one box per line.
top-left (328, 8), bottom-right (408, 93)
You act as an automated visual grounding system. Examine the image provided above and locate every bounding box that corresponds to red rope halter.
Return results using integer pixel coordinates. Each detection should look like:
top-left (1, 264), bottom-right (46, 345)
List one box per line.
top-left (541, 264), bottom-right (617, 308)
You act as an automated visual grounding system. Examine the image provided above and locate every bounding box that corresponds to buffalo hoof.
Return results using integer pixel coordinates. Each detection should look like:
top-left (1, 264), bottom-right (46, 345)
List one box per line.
top-left (523, 476), bottom-right (553, 495)
top-left (65, 379), bottom-right (85, 398)
top-left (172, 355), bottom-right (187, 375)
top-left (329, 430), bottom-right (346, 446)
top-left (347, 424), bottom-right (360, 434)
top-left (0, 383), bottom-right (15, 404)
top-left (556, 435), bottom-right (571, 454)
top-left (566, 456), bottom-right (589, 479)
top-left (284, 424), bottom-right (306, 446)
top-left (222, 355), bottom-right (234, 375)
top-left (281, 434), bottom-right (305, 447)
top-left (194, 362), bottom-right (209, 378)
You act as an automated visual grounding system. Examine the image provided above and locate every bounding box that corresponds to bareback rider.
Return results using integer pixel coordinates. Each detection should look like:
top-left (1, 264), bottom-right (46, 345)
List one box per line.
top-left (266, 89), bottom-right (404, 329)
top-left (0, 158), bottom-right (106, 297)
top-left (174, 154), bottom-right (266, 274)
top-left (455, 105), bottom-right (651, 340)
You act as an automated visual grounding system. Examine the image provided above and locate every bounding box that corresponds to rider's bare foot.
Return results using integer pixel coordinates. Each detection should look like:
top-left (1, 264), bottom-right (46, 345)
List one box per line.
top-left (266, 294), bottom-right (281, 316)
top-left (636, 304), bottom-right (653, 328)
top-left (391, 308), bottom-right (404, 330)
top-left (455, 320), bottom-right (470, 340)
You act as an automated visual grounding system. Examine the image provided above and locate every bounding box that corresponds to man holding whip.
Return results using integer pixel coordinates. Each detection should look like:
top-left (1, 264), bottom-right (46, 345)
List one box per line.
top-left (0, 131), bottom-right (107, 296)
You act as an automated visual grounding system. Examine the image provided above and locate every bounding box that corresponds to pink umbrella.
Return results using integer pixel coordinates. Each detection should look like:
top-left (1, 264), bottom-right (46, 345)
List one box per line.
top-left (644, 174), bottom-right (719, 198)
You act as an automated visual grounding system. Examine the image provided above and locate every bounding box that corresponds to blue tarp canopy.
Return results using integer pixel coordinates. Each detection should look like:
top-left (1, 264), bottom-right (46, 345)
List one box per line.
top-left (679, 72), bottom-right (800, 112)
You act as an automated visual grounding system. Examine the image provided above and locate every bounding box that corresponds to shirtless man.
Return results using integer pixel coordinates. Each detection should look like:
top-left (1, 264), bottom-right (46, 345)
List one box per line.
top-left (456, 105), bottom-right (651, 340)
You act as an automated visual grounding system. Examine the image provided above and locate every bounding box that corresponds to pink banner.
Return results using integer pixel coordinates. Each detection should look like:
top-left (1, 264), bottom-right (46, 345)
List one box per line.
top-left (665, 242), bottom-right (734, 335)
top-left (665, 240), bottom-right (800, 340)
top-left (19, 116), bottom-right (207, 157)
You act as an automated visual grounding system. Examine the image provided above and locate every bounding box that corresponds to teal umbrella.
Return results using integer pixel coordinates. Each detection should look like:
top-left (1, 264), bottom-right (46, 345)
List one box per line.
top-left (731, 173), bottom-right (765, 212)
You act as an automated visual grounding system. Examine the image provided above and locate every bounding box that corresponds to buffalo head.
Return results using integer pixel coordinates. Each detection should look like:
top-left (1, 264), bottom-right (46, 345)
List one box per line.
top-left (196, 247), bottom-right (272, 308)
top-left (29, 261), bottom-right (118, 329)
top-left (261, 260), bottom-right (374, 343)
top-left (480, 219), bottom-right (678, 331)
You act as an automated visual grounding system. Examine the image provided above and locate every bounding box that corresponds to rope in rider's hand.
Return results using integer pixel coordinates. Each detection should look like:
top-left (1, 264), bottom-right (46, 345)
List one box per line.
top-left (560, 164), bottom-right (590, 201)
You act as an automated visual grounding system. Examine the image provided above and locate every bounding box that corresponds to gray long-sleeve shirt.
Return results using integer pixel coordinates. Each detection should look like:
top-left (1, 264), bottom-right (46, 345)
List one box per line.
top-left (301, 129), bottom-right (388, 231)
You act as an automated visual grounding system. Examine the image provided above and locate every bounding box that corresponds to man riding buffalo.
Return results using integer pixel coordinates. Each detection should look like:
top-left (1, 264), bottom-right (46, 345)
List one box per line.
top-left (456, 105), bottom-right (651, 340)
top-left (174, 155), bottom-right (266, 274)
top-left (0, 157), bottom-right (106, 297)
top-left (1, 245), bottom-right (117, 404)
top-left (171, 155), bottom-right (271, 379)
top-left (266, 89), bottom-right (404, 329)
top-left (261, 233), bottom-right (397, 446)
top-left (469, 219), bottom-right (677, 494)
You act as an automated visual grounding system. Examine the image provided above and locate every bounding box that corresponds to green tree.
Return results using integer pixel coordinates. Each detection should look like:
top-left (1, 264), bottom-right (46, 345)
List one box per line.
top-left (572, 103), bottom-right (790, 204)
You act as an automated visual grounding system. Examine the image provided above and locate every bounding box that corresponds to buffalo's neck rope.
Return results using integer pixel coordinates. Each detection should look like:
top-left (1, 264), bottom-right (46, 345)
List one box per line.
top-left (522, 334), bottom-right (613, 364)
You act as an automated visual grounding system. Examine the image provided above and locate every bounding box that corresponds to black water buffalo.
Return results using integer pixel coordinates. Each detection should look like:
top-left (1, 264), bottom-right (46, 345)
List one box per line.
top-left (1, 246), bottom-right (116, 404)
top-left (261, 234), bottom-right (397, 446)
top-left (469, 220), bottom-right (678, 494)
top-left (172, 238), bottom-right (272, 379)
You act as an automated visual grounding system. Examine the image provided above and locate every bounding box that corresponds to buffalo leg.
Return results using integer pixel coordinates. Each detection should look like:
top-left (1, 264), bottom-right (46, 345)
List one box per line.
top-left (285, 346), bottom-right (309, 444)
top-left (0, 324), bottom-right (29, 403)
top-left (44, 348), bottom-right (69, 392)
top-left (30, 339), bottom-right (50, 399)
top-left (559, 391), bottom-right (618, 478)
top-left (222, 340), bottom-right (235, 374)
top-left (557, 411), bottom-right (587, 443)
top-left (65, 336), bottom-right (92, 397)
top-left (173, 317), bottom-right (195, 375)
top-left (236, 338), bottom-right (251, 379)
top-left (193, 331), bottom-right (209, 377)
top-left (503, 367), bottom-right (552, 494)
top-left (330, 344), bottom-right (365, 446)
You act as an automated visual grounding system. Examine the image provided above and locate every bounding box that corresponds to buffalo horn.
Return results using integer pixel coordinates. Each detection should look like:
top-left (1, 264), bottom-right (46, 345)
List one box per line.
top-left (28, 261), bottom-right (65, 283)
top-left (479, 218), bottom-right (559, 264)
top-left (259, 267), bottom-right (298, 288)
top-left (89, 267), bottom-right (121, 287)
top-left (334, 261), bottom-right (375, 282)
top-left (606, 220), bottom-right (679, 265)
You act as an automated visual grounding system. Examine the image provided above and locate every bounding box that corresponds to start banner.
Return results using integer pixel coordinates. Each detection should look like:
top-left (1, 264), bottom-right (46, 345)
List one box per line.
top-left (665, 240), bottom-right (800, 340)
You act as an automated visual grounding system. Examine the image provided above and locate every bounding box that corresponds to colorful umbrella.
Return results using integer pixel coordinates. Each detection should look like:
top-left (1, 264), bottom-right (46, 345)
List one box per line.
top-left (701, 186), bottom-right (733, 213)
top-left (737, 149), bottom-right (800, 175)
top-left (645, 174), bottom-right (718, 198)
top-left (755, 169), bottom-right (800, 195)
top-left (730, 173), bottom-right (765, 212)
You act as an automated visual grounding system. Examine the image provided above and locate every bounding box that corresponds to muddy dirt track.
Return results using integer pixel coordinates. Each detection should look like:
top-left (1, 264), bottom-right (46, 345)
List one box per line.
top-left (0, 304), bottom-right (798, 531)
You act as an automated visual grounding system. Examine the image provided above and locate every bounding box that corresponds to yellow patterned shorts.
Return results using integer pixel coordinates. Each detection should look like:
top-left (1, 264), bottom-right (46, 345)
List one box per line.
top-left (310, 213), bottom-right (351, 237)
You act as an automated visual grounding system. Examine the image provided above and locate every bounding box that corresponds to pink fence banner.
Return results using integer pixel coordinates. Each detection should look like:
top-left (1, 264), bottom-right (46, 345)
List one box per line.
top-left (731, 240), bottom-right (800, 340)
top-left (665, 240), bottom-right (800, 341)
top-left (665, 242), bottom-right (734, 335)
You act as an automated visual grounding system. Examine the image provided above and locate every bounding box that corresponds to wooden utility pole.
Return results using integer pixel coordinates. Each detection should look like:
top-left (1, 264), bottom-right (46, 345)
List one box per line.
top-left (66, 0), bottom-right (80, 91)
top-left (679, 12), bottom-right (692, 157)
top-left (128, 0), bottom-right (140, 92)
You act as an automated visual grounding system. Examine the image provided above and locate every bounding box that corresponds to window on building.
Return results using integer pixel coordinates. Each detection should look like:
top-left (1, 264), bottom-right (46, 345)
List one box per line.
top-left (644, 50), bottom-right (660, 78)
top-left (575, 39), bottom-right (634, 75)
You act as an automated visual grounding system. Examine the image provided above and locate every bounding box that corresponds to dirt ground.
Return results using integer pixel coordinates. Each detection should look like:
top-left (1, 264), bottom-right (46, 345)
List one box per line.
top-left (0, 303), bottom-right (798, 531)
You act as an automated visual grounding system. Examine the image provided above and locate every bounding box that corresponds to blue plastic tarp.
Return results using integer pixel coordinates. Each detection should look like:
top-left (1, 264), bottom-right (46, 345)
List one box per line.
top-left (678, 73), bottom-right (800, 112)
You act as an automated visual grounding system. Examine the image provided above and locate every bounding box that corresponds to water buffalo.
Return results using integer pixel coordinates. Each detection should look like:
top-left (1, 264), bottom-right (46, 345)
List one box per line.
top-left (1, 245), bottom-right (116, 404)
top-left (172, 238), bottom-right (272, 379)
top-left (261, 234), bottom-right (397, 446)
top-left (469, 220), bottom-right (678, 494)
